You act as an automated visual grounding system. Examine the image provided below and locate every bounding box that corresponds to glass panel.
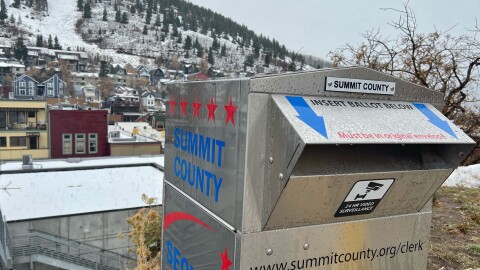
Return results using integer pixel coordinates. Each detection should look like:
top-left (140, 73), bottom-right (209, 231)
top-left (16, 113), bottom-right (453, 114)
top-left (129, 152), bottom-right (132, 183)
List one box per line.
top-left (0, 112), bottom-right (5, 128)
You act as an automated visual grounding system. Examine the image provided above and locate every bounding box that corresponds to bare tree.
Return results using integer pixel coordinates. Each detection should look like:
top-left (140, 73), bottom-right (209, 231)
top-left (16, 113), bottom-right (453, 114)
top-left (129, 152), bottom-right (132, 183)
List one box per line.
top-left (59, 60), bottom-right (74, 97)
top-left (98, 77), bottom-right (114, 99)
top-left (330, 3), bottom-right (480, 164)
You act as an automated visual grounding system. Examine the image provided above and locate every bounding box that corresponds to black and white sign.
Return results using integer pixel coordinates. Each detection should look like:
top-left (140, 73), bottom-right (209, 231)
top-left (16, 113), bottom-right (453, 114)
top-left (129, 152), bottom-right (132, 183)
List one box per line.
top-left (326, 77), bottom-right (396, 95)
top-left (335, 179), bottom-right (394, 217)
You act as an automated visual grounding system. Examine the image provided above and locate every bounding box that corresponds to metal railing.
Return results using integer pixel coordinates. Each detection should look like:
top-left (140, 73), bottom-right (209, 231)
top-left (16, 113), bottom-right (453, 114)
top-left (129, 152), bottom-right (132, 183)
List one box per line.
top-left (0, 210), bottom-right (12, 269)
top-left (12, 230), bottom-right (136, 270)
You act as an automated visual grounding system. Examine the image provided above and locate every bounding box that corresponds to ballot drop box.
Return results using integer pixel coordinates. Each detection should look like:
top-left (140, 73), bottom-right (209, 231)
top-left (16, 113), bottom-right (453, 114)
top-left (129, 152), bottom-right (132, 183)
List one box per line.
top-left (162, 67), bottom-right (474, 270)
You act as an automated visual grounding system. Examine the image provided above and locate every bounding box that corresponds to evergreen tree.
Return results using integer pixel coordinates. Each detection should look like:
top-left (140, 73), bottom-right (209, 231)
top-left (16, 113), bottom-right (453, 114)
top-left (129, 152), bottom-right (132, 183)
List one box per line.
top-left (194, 38), bottom-right (200, 50)
top-left (172, 24), bottom-right (178, 37)
top-left (114, 1), bottom-right (117, 11)
top-left (9, 13), bottom-right (14, 24)
top-left (162, 23), bottom-right (169, 34)
top-left (154, 14), bottom-right (160, 26)
top-left (77, 0), bottom-right (83, 11)
top-left (196, 46), bottom-right (203, 57)
top-left (102, 6), bottom-right (108, 21)
top-left (121, 12), bottom-right (128, 24)
top-left (99, 60), bottom-right (108, 77)
top-left (0, 0), bottom-right (8, 23)
top-left (152, 0), bottom-right (157, 13)
top-left (264, 51), bottom-right (272, 66)
top-left (221, 44), bottom-right (226, 57)
top-left (130, 5), bottom-right (136, 14)
top-left (143, 24), bottom-right (148, 35)
top-left (47, 35), bottom-right (53, 49)
top-left (184, 36), bottom-right (192, 50)
top-left (212, 36), bottom-right (219, 51)
top-left (54, 36), bottom-right (62, 50)
top-left (145, 8), bottom-right (151, 24)
top-left (136, 0), bottom-right (143, 13)
top-left (176, 35), bottom-right (182, 44)
top-left (83, 3), bottom-right (92, 18)
top-left (98, 27), bottom-right (102, 35)
top-left (12, 0), bottom-right (20, 8)
top-left (36, 35), bottom-right (43, 47)
top-left (115, 10), bottom-right (121, 22)
top-left (207, 47), bottom-right (214, 65)
top-left (13, 38), bottom-right (28, 62)
top-left (244, 55), bottom-right (254, 70)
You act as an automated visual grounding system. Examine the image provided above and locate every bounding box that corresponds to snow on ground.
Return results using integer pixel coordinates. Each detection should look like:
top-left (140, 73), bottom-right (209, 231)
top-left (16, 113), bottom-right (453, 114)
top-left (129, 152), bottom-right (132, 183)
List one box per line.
top-left (5, 0), bottom-right (145, 66)
top-left (444, 164), bottom-right (480, 188)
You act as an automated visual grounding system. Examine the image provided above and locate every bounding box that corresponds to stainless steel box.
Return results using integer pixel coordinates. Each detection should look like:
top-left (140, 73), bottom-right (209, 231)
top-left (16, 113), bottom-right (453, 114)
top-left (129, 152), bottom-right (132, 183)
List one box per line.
top-left (162, 67), bottom-right (474, 270)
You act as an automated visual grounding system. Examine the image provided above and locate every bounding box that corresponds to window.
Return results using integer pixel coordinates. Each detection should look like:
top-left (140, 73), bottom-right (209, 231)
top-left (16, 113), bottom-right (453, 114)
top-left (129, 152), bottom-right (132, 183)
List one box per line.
top-left (59, 83), bottom-right (64, 95)
top-left (47, 82), bottom-right (54, 96)
top-left (19, 81), bottom-right (26, 95)
top-left (0, 112), bottom-right (5, 128)
top-left (16, 67), bottom-right (20, 71)
top-left (27, 111), bottom-right (35, 118)
top-left (88, 133), bottom-right (98, 154)
top-left (9, 111), bottom-right (26, 125)
top-left (63, 134), bottom-right (72, 155)
top-left (75, 133), bottom-right (86, 154)
top-left (29, 82), bottom-right (35, 96)
top-left (10, 136), bottom-right (27, 147)
top-left (0, 137), bottom-right (6, 147)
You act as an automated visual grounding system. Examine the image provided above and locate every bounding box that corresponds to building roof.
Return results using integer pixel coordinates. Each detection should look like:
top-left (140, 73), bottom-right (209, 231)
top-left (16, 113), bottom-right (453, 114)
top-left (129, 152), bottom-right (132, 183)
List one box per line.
top-left (71, 72), bottom-right (99, 78)
top-left (0, 62), bottom-right (25, 68)
top-left (0, 155), bottom-right (164, 221)
top-left (108, 124), bottom-right (162, 143)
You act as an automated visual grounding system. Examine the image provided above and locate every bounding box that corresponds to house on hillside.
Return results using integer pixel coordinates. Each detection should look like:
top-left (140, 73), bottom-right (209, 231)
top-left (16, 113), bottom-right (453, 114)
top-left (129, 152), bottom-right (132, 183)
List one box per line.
top-left (12, 75), bottom-right (38, 99)
top-left (150, 68), bottom-right (165, 86)
top-left (82, 83), bottom-right (100, 102)
top-left (41, 74), bottom-right (66, 98)
top-left (140, 91), bottom-right (156, 112)
top-left (110, 64), bottom-right (127, 76)
top-left (136, 65), bottom-right (151, 82)
top-left (12, 74), bottom-right (67, 99)
top-left (114, 86), bottom-right (139, 102)
top-left (0, 61), bottom-right (25, 78)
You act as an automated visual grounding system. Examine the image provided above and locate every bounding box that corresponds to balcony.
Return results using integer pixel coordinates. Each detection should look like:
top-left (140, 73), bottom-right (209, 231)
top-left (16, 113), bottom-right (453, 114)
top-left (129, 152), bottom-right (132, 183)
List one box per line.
top-left (0, 123), bottom-right (47, 131)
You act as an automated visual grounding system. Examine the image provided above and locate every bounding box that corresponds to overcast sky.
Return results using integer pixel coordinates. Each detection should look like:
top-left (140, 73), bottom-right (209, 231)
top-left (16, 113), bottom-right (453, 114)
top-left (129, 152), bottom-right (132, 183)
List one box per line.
top-left (191, 0), bottom-right (480, 59)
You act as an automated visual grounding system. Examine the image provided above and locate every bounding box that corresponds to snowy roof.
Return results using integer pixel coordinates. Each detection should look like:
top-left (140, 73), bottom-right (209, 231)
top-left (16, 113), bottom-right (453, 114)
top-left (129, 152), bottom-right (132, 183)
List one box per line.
top-left (58, 54), bottom-right (78, 60)
top-left (28, 51), bottom-right (39, 56)
top-left (0, 62), bottom-right (25, 68)
top-left (72, 72), bottom-right (99, 78)
top-left (109, 124), bottom-right (161, 143)
top-left (0, 155), bottom-right (164, 221)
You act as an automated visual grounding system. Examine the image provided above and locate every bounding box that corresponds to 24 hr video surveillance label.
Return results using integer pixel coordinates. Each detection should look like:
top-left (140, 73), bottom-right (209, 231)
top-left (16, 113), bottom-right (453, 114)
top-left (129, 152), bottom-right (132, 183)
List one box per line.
top-left (335, 179), bottom-right (394, 217)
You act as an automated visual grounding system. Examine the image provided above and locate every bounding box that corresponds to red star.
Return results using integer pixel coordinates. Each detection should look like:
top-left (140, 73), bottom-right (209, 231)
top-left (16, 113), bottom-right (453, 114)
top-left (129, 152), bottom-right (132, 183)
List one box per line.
top-left (169, 96), bottom-right (176, 115)
top-left (224, 97), bottom-right (238, 125)
top-left (206, 97), bottom-right (218, 121)
top-left (220, 248), bottom-right (232, 270)
top-left (180, 96), bottom-right (188, 116)
top-left (192, 96), bottom-right (202, 118)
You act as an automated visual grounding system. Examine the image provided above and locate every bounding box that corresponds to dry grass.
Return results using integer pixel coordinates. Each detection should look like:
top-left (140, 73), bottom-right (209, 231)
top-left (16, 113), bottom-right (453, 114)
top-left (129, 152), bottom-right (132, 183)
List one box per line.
top-left (428, 187), bottom-right (480, 270)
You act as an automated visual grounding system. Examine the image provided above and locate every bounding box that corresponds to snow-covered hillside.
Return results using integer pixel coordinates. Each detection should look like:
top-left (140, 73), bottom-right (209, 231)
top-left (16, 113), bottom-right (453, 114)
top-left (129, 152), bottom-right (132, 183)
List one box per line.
top-left (1, 0), bottom-right (147, 66)
top-left (0, 0), bottom-right (315, 72)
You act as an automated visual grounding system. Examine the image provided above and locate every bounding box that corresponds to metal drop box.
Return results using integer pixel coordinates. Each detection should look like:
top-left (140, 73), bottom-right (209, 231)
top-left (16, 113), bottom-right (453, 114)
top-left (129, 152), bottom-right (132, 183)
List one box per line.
top-left (162, 67), bottom-right (474, 270)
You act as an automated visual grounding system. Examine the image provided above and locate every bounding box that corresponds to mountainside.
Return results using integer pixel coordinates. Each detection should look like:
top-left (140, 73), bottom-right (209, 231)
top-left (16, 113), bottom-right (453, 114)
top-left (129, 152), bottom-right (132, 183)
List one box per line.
top-left (0, 0), bottom-right (328, 72)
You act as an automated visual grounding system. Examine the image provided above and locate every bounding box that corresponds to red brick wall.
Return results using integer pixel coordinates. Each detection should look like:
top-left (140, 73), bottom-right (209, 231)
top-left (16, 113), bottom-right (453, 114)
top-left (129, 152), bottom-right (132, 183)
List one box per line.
top-left (49, 110), bottom-right (109, 158)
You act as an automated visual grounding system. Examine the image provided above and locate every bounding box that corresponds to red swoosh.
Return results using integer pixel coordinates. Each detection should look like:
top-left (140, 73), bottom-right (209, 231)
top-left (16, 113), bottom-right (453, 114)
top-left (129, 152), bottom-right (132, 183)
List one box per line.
top-left (164, 212), bottom-right (215, 232)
